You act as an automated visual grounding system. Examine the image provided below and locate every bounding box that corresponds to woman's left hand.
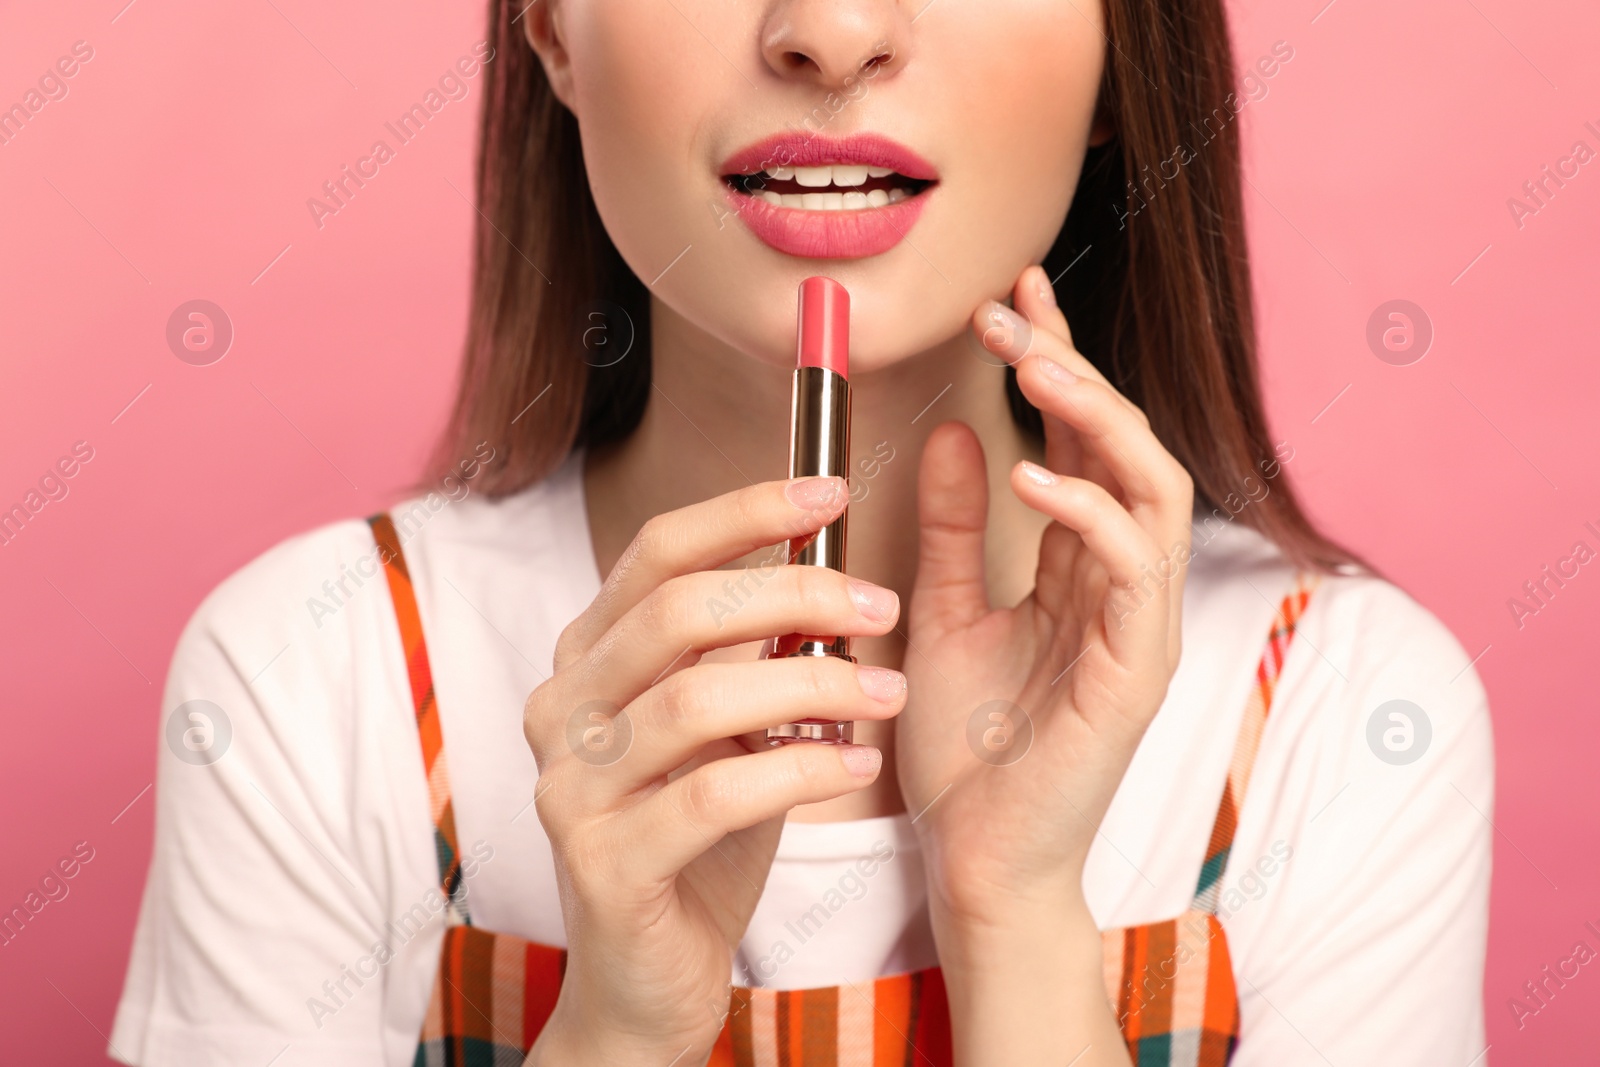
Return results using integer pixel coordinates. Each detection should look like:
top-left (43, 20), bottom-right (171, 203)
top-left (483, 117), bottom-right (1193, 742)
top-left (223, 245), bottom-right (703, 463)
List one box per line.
top-left (896, 265), bottom-right (1194, 1059)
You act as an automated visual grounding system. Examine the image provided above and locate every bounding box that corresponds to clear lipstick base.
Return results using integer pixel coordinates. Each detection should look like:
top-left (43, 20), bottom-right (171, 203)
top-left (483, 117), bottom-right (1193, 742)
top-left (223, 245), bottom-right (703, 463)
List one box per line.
top-left (767, 719), bottom-right (855, 745)
top-left (765, 639), bottom-right (855, 746)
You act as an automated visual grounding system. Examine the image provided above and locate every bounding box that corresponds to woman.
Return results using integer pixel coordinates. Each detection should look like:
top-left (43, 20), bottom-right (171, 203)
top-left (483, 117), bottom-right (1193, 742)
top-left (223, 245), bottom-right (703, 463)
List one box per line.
top-left (111, 0), bottom-right (1494, 1064)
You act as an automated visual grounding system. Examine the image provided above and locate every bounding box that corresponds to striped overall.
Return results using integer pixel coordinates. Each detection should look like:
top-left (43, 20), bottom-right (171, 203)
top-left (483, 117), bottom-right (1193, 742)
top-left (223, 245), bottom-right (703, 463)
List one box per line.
top-left (367, 513), bottom-right (1316, 1067)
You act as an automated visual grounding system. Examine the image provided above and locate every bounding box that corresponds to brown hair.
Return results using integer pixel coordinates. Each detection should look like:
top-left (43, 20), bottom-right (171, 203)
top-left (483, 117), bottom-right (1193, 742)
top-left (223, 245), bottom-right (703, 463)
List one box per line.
top-left (429, 0), bottom-right (1358, 571)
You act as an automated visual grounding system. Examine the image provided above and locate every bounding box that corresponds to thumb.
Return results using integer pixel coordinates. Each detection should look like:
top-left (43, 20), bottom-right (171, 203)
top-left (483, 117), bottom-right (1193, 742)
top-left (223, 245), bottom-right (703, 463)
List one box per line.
top-left (911, 421), bottom-right (991, 638)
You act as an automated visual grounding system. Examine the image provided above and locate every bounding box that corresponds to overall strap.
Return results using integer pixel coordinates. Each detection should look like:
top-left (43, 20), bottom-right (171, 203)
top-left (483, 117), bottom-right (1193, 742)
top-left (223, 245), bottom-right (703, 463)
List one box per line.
top-left (1191, 572), bottom-right (1319, 913)
top-left (368, 513), bottom-right (472, 926)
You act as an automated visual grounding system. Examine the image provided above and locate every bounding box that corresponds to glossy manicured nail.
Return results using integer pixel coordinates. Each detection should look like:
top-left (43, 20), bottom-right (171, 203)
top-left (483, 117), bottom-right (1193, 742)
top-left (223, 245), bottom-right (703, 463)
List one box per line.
top-left (1019, 460), bottom-right (1059, 487)
top-left (839, 745), bottom-right (882, 778)
top-left (847, 578), bottom-right (898, 622)
top-left (1038, 356), bottom-right (1077, 384)
top-left (1035, 268), bottom-right (1057, 307)
top-left (785, 476), bottom-right (843, 509)
top-left (986, 301), bottom-right (1023, 339)
top-left (856, 666), bottom-right (907, 704)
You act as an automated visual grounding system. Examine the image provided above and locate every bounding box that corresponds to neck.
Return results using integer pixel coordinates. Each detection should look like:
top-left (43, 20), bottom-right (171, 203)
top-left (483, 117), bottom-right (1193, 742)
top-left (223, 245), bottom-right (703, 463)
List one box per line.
top-left (582, 294), bottom-right (1049, 819)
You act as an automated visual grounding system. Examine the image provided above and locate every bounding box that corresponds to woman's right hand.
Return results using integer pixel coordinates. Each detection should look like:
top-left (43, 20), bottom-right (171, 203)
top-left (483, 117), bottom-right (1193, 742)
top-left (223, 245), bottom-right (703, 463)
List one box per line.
top-left (522, 475), bottom-right (906, 1066)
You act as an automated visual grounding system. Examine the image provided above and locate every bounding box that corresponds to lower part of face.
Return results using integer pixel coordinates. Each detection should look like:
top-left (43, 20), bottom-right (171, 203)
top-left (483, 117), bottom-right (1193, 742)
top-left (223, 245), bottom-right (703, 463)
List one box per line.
top-left (562, 0), bottom-right (1105, 372)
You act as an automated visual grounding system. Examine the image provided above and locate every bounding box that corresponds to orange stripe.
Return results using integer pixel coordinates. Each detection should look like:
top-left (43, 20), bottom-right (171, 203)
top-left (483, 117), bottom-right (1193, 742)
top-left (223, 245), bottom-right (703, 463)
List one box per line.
top-left (799, 987), bottom-right (837, 1067)
top-left (872, 974), bottom-right (911, 1066)
top-left (1202, 918), bottom-right (1239, 1036)
top-left (1144, 920), bottom-right (1177, 1037)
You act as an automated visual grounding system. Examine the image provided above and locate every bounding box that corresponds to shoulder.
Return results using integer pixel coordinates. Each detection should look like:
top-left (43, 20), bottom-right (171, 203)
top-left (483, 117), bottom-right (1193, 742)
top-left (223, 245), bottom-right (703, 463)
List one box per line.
top-left (175, 448), bottom-right (592, 691)
top-left (1191, 534), bottom-right (1495, 1061)
top-left (1186, 519), bottom-right (1491, 726)
top-left (1180, 518), bottom-right (1494, 859)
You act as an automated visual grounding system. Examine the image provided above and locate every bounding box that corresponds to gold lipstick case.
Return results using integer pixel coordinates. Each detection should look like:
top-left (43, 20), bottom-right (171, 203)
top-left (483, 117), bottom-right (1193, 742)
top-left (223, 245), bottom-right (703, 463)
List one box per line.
top-left (766, 363), bottom-right (855, 746)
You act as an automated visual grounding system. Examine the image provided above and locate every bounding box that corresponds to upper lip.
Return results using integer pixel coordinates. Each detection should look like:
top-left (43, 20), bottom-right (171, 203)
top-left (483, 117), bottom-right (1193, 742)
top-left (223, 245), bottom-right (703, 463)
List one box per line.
top-left (719, 132), bottom-right (938, 181)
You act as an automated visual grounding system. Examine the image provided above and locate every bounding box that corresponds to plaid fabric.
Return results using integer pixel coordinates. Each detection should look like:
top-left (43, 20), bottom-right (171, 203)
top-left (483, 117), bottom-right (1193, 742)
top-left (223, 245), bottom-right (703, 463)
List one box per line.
top-left (369, 515), bottom-right (1317, 1067)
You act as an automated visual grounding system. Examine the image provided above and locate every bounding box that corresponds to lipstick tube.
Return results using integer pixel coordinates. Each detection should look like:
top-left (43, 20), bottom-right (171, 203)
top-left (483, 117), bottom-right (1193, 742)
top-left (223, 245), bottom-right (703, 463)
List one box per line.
top-left (767, 277), bottom-right (855, 746)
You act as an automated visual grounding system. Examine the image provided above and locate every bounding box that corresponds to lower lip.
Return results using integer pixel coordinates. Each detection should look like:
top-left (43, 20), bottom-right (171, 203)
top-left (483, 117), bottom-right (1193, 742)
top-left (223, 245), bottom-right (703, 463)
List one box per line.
top-left (723, 187), bottom-right (932, 259)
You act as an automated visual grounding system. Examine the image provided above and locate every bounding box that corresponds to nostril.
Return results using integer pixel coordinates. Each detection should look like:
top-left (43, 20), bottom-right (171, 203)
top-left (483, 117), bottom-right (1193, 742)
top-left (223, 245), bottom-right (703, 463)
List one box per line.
top-left (859, 46), bottom-right (894, 75)
top-left (782, 50), bottom-right (816, 74)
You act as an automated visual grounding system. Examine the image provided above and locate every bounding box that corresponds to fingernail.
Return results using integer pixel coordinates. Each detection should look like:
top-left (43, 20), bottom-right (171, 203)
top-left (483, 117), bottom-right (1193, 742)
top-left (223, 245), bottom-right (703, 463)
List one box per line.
top-left (986, 302), bottom-right (1023, 336)
top-left (856, 666), bottom-right (907, 704)
top-left (839, 744), bottom-right (882, 778)
top-left (785, 476), bottom-right (843, 510)
top-left (1038, 356), bottom-right (1076, 384)
top-left (1035, 268), bottom-right (1057, 307)
top-left (1019, 460), bottom-right (1059, 487)
top-left (847, 578), bottom-right (898, 622)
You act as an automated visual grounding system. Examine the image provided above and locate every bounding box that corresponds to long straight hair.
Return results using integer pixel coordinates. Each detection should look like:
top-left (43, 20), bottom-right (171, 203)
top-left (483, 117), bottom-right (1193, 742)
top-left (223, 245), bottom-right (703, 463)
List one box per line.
top-left (428, 0), bottom-right (1357, 570)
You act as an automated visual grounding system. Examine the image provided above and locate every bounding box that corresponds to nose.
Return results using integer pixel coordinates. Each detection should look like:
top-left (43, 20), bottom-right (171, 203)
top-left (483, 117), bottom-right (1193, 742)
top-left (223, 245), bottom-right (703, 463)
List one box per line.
top-left (760, 0), bottom-right (909, 88)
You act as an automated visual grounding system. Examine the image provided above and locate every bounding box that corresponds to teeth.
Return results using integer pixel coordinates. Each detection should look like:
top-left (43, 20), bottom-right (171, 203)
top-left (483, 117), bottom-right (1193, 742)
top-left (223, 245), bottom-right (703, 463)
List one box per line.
top-left (831, 165), bottom-right (869, 187)
top-left (794, 166), bottom-right (832, 188)
top-left (866, 166), bottom-right (894, 178)
top-left (764, 165), bottom-right (794, 180)
top-left (758, 187), bottom-right (912, 210)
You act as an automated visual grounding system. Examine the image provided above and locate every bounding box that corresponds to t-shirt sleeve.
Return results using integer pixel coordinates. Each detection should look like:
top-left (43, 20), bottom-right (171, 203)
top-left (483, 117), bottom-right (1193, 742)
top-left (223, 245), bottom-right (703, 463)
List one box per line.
top-left (1226, 575), bottom-right (1494, 1066)
top-left (110, 523), bottom-right (439, 1067)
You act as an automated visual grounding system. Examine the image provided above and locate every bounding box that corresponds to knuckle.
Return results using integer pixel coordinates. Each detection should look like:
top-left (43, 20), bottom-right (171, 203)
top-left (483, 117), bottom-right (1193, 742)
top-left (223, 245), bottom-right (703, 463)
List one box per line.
top-left (800, 659), bottom-right (843, 708)
top-left (790, 565), bottom-right (841, 618)
top-left (522, 689), bottom-right (553, 760)
top-left (552, 622), bottom-right (585, 672)
top-left (681, 770), bottom-right (729, 826)
top-left (640, 577), bottom-right (694, 636)
top-left (788, 748), bottom-right (834, 794)
top-left (653, 669), bottom-right (703, 729)
top-left (631, 514), bottom-right (670, 564)
top-left (731, 484), bottom-right (772, 533)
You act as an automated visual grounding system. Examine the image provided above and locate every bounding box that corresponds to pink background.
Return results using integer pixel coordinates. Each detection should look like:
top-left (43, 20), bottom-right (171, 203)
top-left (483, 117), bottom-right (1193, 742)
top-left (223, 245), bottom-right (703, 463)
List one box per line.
top-left (2, 0), bottom-right (1596, 1061)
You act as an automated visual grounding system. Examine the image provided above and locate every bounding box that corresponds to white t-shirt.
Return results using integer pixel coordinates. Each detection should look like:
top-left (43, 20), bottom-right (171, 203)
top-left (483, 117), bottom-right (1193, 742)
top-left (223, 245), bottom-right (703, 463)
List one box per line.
top-left (109, 449), bottom-right (1494, 1067)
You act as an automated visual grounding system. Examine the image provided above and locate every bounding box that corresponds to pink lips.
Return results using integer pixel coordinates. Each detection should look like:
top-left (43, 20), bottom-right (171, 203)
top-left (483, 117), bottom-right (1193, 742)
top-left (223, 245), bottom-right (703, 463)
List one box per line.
top-left (720, 133), bottom-right (938, 260)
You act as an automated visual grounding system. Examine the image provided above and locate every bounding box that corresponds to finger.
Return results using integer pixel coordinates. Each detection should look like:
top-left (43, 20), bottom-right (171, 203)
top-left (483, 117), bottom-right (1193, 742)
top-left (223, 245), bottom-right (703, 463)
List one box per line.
top-left (579, 658), bottom-right (907, 792)
top-left (1009, 464), bottom-right (1172, 658)
top-left (911, 421), bottom-right (991, 638)
top-left (970, 298), bottom-right (1121, 498)
top-left (1013, 265), bottom-right (1081, 369)
top-left (615, 742), bottom-right (882, 884)
top-left (555, 476), bottom-right (849, 669)
top-left (1015, 350), bottom-right (1193, 546)
top-left (978, 281), bottom-right (1138, 414)
top-left (573, 565), bottom-right (900, 708)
